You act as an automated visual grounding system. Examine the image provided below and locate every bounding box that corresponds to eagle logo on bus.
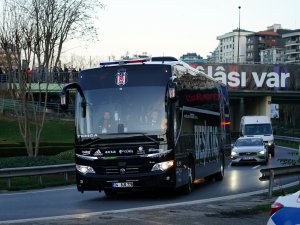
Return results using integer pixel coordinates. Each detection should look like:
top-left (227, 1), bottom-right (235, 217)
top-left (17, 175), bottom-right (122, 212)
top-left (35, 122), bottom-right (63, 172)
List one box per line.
top-left (115, 68), bottom-right (128, 88)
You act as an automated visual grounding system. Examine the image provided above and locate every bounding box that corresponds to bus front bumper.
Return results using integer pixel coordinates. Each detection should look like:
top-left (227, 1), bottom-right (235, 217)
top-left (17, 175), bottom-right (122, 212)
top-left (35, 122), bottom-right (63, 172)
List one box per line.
top-left (76, 170), bottom-right (176, 192)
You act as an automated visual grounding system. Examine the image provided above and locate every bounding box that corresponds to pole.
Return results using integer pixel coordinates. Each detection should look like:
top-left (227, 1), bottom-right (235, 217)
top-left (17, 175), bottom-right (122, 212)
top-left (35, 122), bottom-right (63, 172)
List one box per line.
top-left (268, 170), bottom-right (274, 198)
top-left (237, 6), bottom-right (241, 64)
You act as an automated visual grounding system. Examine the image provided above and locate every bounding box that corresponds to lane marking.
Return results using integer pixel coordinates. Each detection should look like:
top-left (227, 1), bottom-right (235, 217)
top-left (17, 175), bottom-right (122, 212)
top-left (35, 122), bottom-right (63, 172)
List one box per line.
top-left (1, 181), bottom-right (299, 224)
top-left (252, 165), bottom-right (261, 170)
top-left (0, 186), bottom-right (75, 196)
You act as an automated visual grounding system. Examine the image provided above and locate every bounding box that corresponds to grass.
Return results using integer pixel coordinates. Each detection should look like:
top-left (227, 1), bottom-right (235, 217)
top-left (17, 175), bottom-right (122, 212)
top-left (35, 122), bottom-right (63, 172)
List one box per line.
top-left (276, 140), bottom-right (299, 149)
top-left (0, 149), bottom-right (75, 169)
top-left (0, 115), bottom-right (74, 145)
top-left (273, 186), bottom-right (300, 197)
top-left (0, 116), bottom-right (21, 144)
top-left (0, 115), bottom-right (76, 190)
top-left (250, 186), bottom-right (300, 214)
top-left (0, 173), bottom-right (76, 191)
top-left (0, 150), bottom-right (76, 191)
top-left (0, 115), bottom-right (75, 157)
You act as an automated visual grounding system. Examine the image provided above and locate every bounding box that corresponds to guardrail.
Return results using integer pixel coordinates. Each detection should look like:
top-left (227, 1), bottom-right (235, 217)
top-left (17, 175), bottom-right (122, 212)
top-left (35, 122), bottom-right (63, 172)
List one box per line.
top-left (259, 165), bottom-right (300, 198)
top-left (275, 135), bottom-right (300, 143)
top-left (0, 163), bottom-right (75, 189)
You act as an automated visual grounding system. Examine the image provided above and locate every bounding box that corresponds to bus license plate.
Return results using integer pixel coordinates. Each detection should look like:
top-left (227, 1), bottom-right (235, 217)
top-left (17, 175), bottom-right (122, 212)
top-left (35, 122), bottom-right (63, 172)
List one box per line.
top-left (112, 182), bottom-right (133, 188)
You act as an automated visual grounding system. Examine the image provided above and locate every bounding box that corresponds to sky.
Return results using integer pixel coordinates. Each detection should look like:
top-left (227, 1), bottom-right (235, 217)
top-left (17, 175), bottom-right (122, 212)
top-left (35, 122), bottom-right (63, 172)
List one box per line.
top-left (62, 0), bottom-right (300, 63)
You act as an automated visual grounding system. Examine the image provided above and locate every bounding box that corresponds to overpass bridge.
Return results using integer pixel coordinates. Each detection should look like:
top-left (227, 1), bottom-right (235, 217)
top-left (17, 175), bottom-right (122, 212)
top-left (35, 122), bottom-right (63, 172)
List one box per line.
top-left (1, 63), bottom-right (300, 132)
top-left (188, 63), bottom-right (300, 132)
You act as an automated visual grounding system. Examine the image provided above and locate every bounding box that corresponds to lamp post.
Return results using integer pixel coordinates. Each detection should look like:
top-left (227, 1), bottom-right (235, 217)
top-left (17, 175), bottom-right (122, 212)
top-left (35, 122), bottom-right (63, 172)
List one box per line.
top-left (237, 6), bottom-right (241, 64)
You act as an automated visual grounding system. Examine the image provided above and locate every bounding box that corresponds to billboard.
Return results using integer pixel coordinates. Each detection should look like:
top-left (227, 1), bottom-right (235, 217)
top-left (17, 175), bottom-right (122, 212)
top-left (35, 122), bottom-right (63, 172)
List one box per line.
top-left (188, 63), bottom-right (300, 92)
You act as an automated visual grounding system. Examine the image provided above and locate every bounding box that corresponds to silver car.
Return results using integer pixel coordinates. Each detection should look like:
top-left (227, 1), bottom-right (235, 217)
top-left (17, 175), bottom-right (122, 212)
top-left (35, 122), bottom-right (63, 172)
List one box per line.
top-left (231, 137), bottom-right (268, 165)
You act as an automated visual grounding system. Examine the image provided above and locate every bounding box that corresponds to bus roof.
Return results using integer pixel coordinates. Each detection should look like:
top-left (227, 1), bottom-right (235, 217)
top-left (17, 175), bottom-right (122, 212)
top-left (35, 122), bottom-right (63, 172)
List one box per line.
top-left (82, 56), bottom-right (220, 85)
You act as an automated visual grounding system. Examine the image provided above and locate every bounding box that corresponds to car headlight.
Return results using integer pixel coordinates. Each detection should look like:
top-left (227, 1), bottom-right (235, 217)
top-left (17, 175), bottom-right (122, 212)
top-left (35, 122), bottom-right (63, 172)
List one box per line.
top-left (76, 164), bottom-right (95, 174)
top-left (151, 160), bottom-right (174, 171)
top-left (259, 150), bottom-right (266, 155)
top-left (231, 151), bottom-right (237, 156)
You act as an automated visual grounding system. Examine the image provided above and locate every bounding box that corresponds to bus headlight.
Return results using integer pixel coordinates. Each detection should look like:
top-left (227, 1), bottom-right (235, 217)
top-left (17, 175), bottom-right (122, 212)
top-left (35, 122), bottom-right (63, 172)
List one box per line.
top-left (76, 164), bottom-right (95, 174)
top-left (151, 160), bottom-right (174, 171)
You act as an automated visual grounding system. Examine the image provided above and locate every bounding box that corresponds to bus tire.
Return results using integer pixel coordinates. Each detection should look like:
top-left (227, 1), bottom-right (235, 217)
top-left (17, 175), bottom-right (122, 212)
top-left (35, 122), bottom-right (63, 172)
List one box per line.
top-left (215, 154), bottom-right (225, 181)
top-left (181, 167), bottom-right (193, 195)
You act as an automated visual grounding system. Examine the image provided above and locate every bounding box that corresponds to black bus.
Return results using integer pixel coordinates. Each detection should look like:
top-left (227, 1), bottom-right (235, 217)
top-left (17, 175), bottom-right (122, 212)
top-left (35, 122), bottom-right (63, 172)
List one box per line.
top-left (61, 57), bottom-right (231, 196)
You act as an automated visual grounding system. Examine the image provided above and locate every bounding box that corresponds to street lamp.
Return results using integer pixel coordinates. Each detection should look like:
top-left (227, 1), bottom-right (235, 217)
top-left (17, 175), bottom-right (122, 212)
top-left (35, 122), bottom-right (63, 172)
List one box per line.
top-left (237, 6), bottom-right (241, 64)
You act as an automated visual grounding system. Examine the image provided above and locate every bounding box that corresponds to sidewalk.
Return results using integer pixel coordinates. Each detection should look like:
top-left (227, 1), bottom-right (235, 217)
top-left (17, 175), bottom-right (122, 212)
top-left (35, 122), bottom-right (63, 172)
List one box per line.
top-left (6, 194), bottom-right (275, 225)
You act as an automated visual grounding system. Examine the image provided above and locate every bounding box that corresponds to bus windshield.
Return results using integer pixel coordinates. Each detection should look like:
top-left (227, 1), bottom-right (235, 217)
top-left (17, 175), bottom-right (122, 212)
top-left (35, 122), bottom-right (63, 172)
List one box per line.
top-left (75, 86), bottom-right (167, 137)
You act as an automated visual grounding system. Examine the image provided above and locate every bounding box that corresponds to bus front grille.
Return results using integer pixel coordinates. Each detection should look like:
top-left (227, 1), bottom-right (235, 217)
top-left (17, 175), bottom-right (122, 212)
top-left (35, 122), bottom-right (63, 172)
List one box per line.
top-left (105, 167), bottom-right (139, 175)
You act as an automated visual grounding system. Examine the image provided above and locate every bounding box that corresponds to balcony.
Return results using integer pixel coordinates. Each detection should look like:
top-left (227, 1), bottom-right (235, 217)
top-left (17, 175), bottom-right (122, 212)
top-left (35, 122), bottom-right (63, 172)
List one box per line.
top-left (285, 40), bottom-right (300, 46)
top-left (285, 54), bottom-right (300, 62)
top-left (285, 48), bottom-right (300, 54)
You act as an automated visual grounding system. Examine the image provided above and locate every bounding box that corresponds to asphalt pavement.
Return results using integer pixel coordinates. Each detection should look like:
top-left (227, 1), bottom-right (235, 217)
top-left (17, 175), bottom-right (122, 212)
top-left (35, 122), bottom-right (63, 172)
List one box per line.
top-left (3, 193), bottom-right (275, 225)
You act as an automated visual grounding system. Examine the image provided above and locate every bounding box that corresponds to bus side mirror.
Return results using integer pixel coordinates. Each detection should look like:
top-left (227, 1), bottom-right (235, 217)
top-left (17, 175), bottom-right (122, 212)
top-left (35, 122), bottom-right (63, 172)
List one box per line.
top-left (168, 87), bottom-right (175, 99)
top-left (61, 82), bottom-right (86, 118)
top-left (168, 76), bottom-right (177, 101)
top-left (81, 99), bottom-right (87, 118)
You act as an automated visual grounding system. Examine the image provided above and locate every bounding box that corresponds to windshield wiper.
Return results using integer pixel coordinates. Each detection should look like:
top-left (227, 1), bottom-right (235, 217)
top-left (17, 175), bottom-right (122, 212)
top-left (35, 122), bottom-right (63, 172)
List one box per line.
top-left (111, 132), bottom-right (161, 144)
top-left (107, 132), bottom-right (160, 144)
top-left (80, 137), bottom-right (103, 147)
top-left (80, 133), bottom-right (162, 147)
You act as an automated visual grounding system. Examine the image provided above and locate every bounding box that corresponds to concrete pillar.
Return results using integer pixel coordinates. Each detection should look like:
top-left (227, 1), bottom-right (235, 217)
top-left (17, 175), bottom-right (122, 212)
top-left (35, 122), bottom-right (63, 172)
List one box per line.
top-left (240, 97), bottom-right (244, 117)
top-left (256, 96), bottom-right (271, 116)
top-left (245, 96), bottom-right (271, 116)
top-left (229, 98), bottom-right (244, 133)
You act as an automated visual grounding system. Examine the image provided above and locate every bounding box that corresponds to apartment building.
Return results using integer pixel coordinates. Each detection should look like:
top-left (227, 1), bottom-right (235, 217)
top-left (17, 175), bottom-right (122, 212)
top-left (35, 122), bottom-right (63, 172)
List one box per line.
top-left (246, 31), bottom-right (281, 64)
top-left (260, 47), bottom-right (284, 64)
top-left (283, 30), bottom-right (300, 64)
top-left (211, 24), bottom-right (300, 65)
top-left (216, 29), bottom-right (253, 64)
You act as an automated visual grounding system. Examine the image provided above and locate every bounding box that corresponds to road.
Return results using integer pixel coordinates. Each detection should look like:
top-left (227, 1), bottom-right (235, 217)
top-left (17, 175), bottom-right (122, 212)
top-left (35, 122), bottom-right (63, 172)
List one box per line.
top-left (0, 145), bottom-right (298, 223)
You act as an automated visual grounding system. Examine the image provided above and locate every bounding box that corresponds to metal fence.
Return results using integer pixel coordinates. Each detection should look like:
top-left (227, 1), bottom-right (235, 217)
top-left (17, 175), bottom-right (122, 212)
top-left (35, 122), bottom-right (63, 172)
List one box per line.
top-left (275, 135), bottom-right (300, 143)
top-left (0, 71), bottom-right (79, 84)
top-left (260, 165), bottom-right (300, 198)
top-left (0, 97), bottom-right (75, 117)
top-left (0, 164), bottom-right (75, 189)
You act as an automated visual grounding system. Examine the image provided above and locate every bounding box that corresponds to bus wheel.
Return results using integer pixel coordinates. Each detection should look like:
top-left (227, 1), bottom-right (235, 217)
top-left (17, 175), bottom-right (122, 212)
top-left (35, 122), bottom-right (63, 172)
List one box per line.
top-left (104, 189), bottom-right (117, 197)
top-left (215, 154), bottom-right (225, 181)
top-left (181, 167), bottom-right (193, 195)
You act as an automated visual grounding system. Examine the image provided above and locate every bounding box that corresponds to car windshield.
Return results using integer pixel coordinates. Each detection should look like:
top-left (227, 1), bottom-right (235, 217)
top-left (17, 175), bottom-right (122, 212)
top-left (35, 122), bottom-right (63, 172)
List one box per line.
top-left (244, 124), bottom-right (272, 135)
top-left (235, 138), bottom-right (263, 147)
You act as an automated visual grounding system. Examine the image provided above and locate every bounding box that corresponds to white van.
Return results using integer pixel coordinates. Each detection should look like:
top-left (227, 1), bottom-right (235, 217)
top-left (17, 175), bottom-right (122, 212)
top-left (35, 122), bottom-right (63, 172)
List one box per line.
top-left (240, 116), bottom-right (275, 157)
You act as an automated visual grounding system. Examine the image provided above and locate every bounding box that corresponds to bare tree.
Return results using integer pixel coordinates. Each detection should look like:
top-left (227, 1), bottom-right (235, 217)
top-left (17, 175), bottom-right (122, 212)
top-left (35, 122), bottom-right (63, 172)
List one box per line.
top-left (0, 0), bottom-right (103, 157)
top-left (0, 1), bottom-right (36, 156)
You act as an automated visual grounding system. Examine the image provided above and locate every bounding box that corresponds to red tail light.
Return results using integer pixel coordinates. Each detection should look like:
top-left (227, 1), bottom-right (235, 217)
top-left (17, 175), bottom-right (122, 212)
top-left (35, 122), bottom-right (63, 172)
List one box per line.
top-left (269, 202), bottom-right (284, 216)
top-left (221, 121), bottom-right (231, 126)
